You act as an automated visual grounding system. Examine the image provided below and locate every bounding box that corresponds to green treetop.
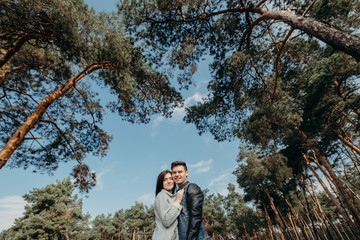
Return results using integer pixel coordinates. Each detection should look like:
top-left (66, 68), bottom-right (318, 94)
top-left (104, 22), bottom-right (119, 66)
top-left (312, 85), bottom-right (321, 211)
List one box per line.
top-left (0, 178), bottom-right (90, 240)
top-left (0, 0), bottom-right (182, 191)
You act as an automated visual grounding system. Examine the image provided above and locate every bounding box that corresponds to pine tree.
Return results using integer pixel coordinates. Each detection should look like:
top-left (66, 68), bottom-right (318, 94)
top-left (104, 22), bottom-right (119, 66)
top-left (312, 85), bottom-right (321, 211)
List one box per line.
top-left (0, 178), bottom-right (90, 240)
top-left (0, 0), bottom-right (182, 191)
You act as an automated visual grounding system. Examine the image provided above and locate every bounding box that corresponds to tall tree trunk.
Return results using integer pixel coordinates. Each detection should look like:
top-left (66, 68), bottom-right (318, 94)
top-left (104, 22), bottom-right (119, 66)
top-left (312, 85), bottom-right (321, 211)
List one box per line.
top-left (299, 176), bottom-right (321, 240)
top-left (243, 223), bottom-right (250, 240)
top-left (304, 155), bottom-right (359, 237)
top-left (64, 233), bottom-right (70, 240)
top-left (265, 190), bottom-right (292, 239)
top-left (132, 227), bottom-right (137, 240)
top-left (306, 171), bottom-right (344, 240)
top-left (285, 198), bottom-right (310, 240)
top-left (315, 153), bottom-right (360, 202)
top-left (312, 210), bottom-right (331, 240)
top-left (263, 205), bottom-right (276, 240)
top-left (287, 213), bottom-right (301, 240)
top-left (340, 141), bottom-right (360, 175)
top-left (297, 128), bottom-right (360, 229)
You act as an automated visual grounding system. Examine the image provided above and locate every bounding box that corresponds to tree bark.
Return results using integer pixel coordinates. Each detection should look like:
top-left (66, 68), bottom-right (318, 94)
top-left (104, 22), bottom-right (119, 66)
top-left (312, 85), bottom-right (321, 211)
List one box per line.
top-left (0, 62), bottom-right (111, 169)
top-left (306, 172), bottom-right (341, 240)
top-left (252, 10), bottom-right (360, 61)
top-left (297, 127), bottom-right (360, 229)
top-left (333, 79), bottom-right (360, 116)
top-left (300, 175), bottom-right (321, 240)
top-left (304, 154), bottom-right (359, 237)
top-left (285, 198), bottom-right (310, 240)
top-left (338, 134), bottom-right (360, 156)
top-left (263, 205), bottom-right (275, 240)
top-left (149, 6), bottom-right (360, 61)
top-left (265, 190), bottom-right (292, 239)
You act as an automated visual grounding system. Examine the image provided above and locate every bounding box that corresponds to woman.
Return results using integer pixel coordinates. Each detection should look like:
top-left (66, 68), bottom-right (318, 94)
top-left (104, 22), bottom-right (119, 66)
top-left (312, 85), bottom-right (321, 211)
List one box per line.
top-left (152, 170), bottom-right (184, 240)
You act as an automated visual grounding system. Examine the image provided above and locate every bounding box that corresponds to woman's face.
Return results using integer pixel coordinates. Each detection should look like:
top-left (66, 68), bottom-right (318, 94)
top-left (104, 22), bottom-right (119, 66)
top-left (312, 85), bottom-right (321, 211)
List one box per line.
top-left (163, 172), bottom-right (174, 192)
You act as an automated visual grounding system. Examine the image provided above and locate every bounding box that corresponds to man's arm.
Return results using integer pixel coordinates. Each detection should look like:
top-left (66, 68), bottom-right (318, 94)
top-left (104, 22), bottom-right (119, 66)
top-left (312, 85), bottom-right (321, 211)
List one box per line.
top-left (186, 183), bottom-right (204, 240)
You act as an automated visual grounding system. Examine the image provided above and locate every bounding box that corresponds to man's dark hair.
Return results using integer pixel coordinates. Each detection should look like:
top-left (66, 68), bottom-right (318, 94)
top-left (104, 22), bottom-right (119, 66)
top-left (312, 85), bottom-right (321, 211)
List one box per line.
top-left (171, 161), bottom-right (187, 171)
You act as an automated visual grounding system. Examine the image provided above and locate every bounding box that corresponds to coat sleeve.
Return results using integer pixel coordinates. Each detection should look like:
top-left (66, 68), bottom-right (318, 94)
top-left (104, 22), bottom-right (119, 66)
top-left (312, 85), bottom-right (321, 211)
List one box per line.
top-left (186, 183), bottom-right (204, 240)
top-left (155, 191), bottom-right (182, 228)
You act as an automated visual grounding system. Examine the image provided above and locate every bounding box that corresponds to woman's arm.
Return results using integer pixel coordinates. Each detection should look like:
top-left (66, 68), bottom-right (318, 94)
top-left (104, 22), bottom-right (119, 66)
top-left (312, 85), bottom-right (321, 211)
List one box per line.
top-left (155, 191), bottom-right (182, 228)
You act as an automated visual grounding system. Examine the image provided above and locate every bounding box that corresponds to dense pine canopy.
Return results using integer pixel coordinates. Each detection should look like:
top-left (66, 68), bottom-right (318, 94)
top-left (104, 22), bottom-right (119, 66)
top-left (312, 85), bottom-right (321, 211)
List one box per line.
top-left (0, 0), bottom-right (182, 191)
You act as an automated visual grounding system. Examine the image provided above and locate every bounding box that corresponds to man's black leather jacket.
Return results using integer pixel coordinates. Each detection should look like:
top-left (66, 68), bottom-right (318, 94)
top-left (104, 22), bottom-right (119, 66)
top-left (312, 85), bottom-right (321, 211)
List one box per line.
top-left (178, 181), bottom-right (208, 240)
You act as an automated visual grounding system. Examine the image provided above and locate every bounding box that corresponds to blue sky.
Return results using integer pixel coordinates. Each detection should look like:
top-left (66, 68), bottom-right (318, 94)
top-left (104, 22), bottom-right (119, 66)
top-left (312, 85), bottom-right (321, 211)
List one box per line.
top-left (0, 0), bottom-right (241, 231)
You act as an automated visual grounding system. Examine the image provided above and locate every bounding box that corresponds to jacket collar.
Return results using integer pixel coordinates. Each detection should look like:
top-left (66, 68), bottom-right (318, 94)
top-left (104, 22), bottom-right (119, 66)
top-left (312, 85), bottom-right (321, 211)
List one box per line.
top-left (177, 181), bottom-right (189, 190)
top-left (161, 188), bottom-right (175, 197)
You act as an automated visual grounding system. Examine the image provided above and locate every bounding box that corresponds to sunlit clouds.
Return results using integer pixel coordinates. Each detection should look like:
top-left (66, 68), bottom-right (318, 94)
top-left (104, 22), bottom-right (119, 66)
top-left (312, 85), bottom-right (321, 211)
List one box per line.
top-left (151, 92), bottom-right (206, 132)
top-left (0, 195), bottom-right (26, 231)
top-left (208, 168), bottom-right (239, 196)
top-left (189, 158), bottom-right (213, 173)
top-left (136, 193), bottom-right (155, 205)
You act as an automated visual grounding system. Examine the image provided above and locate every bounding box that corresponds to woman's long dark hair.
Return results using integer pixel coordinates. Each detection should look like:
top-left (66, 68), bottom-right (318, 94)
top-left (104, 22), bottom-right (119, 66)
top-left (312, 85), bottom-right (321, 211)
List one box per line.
top-left (155, 170), bottom-right (175, 196)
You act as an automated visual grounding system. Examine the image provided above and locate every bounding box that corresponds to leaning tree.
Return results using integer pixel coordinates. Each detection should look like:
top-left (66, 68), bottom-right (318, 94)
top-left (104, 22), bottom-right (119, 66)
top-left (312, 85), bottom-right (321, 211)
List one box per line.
top-left (0, 0), bottom-right (182, 191)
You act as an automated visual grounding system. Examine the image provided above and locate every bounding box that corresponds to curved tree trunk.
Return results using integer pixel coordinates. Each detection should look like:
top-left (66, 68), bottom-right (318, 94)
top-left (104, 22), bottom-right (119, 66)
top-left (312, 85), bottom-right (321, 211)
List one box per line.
top-left (0, 62), bottom-right (111, 169)
top-left (224, 7), bottom-right (360, 61)
top-left (149, 5), bottom-right (360, 61)
top-left (254, 10), bottom-right (360, 61)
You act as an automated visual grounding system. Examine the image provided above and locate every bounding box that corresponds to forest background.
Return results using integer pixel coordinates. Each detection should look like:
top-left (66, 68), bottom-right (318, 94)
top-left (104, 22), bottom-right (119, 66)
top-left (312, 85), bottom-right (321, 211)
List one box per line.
top-left (0, 0), bottom-right (360, 239)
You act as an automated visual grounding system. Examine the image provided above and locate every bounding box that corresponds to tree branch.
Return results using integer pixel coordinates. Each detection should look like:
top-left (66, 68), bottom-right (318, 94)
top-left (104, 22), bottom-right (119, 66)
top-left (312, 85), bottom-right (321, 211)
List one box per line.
top-left (145, 6), bottom-right (266, 23)
top-left (0, 62), bottom-right (112, 169)
top-left (73, 86), bottom-right (96, 125)
top-left (0, 32), bottom-right (51, 69)
top-left (40, 119), bottom-right (80, 164)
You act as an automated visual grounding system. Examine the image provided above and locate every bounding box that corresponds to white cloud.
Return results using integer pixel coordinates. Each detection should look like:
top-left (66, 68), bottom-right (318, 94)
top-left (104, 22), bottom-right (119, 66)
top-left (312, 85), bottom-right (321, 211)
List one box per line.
top-left (207, 168), bottom-right (240, 196)
top-left (217, 187), bottom-right (230, 196)
top-left (151, 92), bottom-right (207, 130)
top-left (95, 169), bottom-right (111, 190)
top-left (185, 92), bottom-right (205, 105)
top-left (136, 193), bottom-right (155, 206)
top-left (169, 93), bottom-right (205, 123)
top-left (152, 116), bottom-right (165, 129)
top-left (208, 172), bottom-right (232, 187)
top-left (189, 158), bottom-right (213, 173)
top-left (0, 195), bottom-right (26, 231)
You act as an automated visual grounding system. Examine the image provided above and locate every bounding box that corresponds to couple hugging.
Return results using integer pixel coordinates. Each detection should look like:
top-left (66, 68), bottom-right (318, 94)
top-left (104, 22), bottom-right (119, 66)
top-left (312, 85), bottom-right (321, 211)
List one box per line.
top-left (152, 161), bottom-right (211, 240)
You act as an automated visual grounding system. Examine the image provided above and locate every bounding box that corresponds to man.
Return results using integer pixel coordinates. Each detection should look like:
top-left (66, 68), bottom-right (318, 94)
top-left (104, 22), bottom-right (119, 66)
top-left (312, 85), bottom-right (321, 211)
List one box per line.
top-left (171, 161), bottom-right (211, 240)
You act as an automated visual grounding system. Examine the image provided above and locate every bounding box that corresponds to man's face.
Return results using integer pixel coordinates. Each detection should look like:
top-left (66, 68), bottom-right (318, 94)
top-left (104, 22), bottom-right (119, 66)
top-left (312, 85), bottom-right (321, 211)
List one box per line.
top-left (172, 165), bottom-right (188, 187)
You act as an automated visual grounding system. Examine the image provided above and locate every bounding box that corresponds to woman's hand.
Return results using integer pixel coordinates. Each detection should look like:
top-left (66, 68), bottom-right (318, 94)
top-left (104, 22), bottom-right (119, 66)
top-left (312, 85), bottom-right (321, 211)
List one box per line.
top-left (175, 189), bottom-right (184, 204)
